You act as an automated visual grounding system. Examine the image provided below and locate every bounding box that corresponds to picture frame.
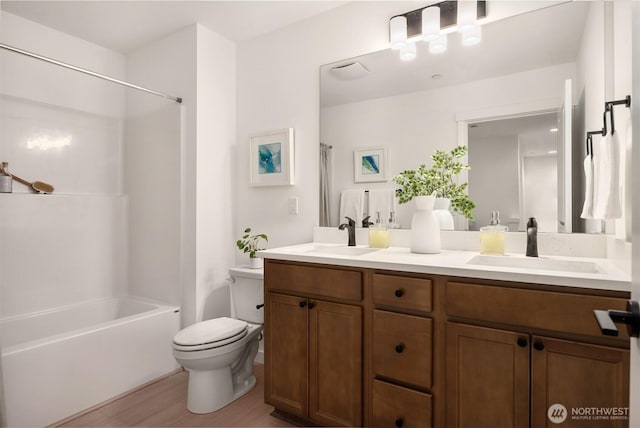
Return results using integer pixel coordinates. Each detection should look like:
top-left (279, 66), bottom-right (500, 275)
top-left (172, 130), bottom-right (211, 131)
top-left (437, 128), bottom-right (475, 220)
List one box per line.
top-left (249, 128), bottom-right (295, 186)
top-left (354, 146), bottom-right (388, 183)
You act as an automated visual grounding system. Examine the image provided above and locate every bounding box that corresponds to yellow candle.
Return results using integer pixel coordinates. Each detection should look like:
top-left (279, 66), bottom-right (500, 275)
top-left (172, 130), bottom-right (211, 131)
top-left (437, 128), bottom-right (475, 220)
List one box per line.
top-left (480, 231), bottom-right (505, 255)
top-left (369, 228), bottom-right (390, 248)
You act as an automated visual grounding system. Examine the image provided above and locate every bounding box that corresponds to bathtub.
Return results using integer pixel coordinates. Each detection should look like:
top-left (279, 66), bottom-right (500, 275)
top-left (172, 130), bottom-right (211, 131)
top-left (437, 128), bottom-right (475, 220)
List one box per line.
top-left (0, 296), bottom-right (180, 427)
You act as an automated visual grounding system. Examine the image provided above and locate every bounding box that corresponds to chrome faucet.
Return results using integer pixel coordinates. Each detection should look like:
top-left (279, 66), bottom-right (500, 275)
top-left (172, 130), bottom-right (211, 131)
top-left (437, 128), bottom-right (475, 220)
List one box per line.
top-left (338, 216), bottom-right (357, 246)
top-left (526, 217), bottom-right (538, 257)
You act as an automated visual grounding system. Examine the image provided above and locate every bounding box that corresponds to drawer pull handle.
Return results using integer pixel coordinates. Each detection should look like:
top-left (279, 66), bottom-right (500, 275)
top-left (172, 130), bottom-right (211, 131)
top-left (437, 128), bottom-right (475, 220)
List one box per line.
top-left (395, 343), bottom-right (405, 354)
top-left (394, 289), bottom-right (405, 298)
top-left (517, 337), bottom-right (528, 348)
top-left (308, 302), bottom-right (316, 309)
top-left (533, 341), bottom-right (545, 351)
top-left (299, 301), bottom-right (307, 308)
top-left (395, 418), bottom-right (404, 428)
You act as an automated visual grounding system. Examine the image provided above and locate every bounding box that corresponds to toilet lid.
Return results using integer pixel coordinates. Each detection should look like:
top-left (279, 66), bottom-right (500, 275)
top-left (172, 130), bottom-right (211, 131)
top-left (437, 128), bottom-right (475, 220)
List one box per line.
top-left (173, 317), bottom-right (248, 348)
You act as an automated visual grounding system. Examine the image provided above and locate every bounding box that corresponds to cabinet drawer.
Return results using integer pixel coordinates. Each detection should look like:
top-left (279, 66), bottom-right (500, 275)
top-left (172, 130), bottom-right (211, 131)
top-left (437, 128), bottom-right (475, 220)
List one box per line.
top-left (447, 281), bottom-right (630, 340)
top-left (266, 262), bottom-right (362, 301)
top-left (373, 310), bottom-right (432, 388)
top-left (373, 274), bottom-right (432, 313)
top-left (372, 380), bottom-right (432, 428)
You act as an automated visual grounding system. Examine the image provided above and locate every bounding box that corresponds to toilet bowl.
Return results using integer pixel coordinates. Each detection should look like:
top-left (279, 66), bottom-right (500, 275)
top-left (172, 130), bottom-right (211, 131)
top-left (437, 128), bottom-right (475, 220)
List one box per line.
top-left (172, 267), bottom-right (264, 414)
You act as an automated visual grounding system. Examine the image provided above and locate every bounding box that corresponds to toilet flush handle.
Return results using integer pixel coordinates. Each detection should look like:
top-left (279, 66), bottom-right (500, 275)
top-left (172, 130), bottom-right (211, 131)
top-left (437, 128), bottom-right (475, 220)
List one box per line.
top-left (256, 304), bottom-right (264, 310)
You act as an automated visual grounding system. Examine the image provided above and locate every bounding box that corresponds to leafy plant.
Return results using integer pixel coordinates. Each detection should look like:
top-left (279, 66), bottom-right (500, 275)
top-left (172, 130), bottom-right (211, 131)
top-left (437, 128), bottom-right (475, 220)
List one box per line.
top-left (236, 228), bottom-right (268, 258)
top-left (392, 145), bottom-right (475, 220)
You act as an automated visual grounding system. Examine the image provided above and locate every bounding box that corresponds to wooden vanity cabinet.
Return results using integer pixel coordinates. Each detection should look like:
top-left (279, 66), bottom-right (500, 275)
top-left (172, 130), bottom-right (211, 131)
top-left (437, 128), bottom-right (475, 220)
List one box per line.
top-left (264, 260), bottom-right (630, 428)
top-left (264, 261), bottom-right (363, 427)
top-left (371, 273), bottom-right (436, 428)
top-left (446, 281), bottom-right (630, 428)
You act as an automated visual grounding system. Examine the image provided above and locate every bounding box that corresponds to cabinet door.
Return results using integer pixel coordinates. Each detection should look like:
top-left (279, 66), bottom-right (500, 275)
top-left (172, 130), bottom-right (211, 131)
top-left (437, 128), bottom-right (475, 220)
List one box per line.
top-left (264, 292), bottom-right (309, 418)
top-left (531, 336), bottom-right (629, 428)
top-left (446, 322), bottom-right (529, 428)
top-left (309, 299), bottom-right (362, 427)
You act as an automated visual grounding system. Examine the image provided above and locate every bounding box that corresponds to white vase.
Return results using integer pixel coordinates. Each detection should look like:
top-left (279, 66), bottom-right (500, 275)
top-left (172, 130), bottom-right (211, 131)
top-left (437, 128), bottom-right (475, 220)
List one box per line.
top-left (410, 195), bottom-right (441, 254)
top-left (434, 197), bottom-right (455, 231)
top-left (249, 257), bottom-right (263, 269)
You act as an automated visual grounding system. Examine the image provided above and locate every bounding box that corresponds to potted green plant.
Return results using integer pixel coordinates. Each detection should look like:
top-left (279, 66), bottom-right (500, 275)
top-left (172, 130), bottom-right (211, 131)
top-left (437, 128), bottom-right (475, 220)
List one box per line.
top-left (393, 145), bottom-right (475, 222)
top-left (236, 227), bottom-right (268, 268)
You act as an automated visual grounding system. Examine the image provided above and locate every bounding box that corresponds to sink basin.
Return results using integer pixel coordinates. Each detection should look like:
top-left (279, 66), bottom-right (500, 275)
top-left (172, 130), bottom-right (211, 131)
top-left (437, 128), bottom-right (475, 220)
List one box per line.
top-left (466, 255), bottom-right (601, 274)
top-left (299, 245), bottom-right (380, 256)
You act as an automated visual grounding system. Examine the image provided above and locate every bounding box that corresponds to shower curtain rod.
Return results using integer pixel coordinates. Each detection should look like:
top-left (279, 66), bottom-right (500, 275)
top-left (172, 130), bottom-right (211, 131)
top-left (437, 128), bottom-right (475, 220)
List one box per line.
top-left (0, 43), bottom-right (182, 103)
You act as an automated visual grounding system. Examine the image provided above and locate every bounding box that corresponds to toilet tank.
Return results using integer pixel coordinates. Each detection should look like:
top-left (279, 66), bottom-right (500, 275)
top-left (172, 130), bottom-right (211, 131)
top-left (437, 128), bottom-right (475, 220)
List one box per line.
top-left (229, 267), bottom-right (264, 324)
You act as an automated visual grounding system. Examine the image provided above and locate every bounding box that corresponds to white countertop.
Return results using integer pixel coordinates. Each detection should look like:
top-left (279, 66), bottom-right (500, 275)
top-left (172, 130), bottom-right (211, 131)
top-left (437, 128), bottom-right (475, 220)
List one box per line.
top-left (260, 243), bottom-right (631, 293)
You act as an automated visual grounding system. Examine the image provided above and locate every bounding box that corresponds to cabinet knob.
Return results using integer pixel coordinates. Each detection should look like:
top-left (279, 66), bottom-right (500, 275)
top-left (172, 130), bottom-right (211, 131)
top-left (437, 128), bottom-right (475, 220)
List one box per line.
top-left (299, 301), bottom-right (307, 308)
top-left (517, 337), bottom-right (528, 348)
top-left (395, 343), bottom-right (405, 354)
top-left (533, 341), bottom-right (545, 351)
top-left (394, 289), bottom-right (405, 298)
top-left (395, 418), bottom-right (404, 428)
top-left (308, 302), bottom-right (316, 309)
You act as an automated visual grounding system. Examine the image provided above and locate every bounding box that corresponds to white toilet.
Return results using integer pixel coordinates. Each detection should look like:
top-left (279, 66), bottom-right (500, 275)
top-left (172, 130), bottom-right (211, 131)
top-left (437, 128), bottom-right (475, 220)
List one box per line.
top-left (172, 267), bottom-right (264, 414)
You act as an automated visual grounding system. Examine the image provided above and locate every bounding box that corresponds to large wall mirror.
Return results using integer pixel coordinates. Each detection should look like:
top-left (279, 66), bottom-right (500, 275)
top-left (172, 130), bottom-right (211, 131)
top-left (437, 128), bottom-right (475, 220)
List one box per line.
top-left (320, 1), bottom-right (627, 234)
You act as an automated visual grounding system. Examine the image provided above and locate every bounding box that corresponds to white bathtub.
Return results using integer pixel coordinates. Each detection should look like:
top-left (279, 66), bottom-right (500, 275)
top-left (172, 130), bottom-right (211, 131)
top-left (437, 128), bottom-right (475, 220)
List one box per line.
top-left (0, 296), bottom-right (180, 427)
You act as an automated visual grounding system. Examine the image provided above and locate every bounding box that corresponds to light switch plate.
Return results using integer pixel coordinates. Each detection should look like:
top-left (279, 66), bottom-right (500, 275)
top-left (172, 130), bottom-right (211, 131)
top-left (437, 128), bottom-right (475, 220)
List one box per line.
top-left (288, 197), bottom-right (299, 214)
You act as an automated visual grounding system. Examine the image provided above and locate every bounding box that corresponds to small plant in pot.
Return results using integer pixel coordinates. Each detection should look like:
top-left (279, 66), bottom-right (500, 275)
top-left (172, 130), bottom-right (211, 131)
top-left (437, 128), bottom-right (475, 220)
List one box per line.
top-left (236, 228), bottom-right (268, 269)
top-left (393, 145), bottom-right (475, 224)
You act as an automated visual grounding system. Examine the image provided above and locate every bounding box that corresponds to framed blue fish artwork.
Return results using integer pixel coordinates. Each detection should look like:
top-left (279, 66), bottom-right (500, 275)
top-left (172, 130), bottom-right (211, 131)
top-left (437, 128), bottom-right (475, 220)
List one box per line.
top-left (354, 147), bottom-right (388, 182)
top-left (249, 128), bottom-right (294, 186)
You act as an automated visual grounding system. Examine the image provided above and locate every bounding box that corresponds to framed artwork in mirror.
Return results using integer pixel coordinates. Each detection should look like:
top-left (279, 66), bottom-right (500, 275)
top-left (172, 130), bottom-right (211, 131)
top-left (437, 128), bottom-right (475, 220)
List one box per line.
top-left (249, 128), bottom-right (294, 186)
top-left (354, 147), bottom-right (387, 183)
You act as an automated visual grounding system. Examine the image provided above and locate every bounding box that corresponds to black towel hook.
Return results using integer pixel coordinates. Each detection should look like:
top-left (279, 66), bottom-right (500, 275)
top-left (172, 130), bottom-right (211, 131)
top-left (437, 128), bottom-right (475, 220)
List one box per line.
top-left (603, 95), bottom-right (632, 136)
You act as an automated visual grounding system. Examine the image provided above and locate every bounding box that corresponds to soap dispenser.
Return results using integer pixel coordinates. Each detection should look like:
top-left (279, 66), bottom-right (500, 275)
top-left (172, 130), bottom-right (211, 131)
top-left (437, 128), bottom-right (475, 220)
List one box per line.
top-left (369, 212), bottom-right (390, 248)
top-left (479, 211), bottom-right (508, 255)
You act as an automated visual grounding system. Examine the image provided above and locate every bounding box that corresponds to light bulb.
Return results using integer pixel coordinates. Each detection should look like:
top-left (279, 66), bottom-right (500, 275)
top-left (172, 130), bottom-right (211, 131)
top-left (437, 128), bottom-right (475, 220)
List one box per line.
top-left (400, 42), bottom-right (417, 61)
top-left (390, 16), bottom-right (408, 50)
top-left (457, 0), bottom-right (478, 34)
top-left (462, 25), bottom-right (482, 46)
top-left (429, 34), bottom-right (448, 54)
top-left (422, 6), bottom-right (441, 42)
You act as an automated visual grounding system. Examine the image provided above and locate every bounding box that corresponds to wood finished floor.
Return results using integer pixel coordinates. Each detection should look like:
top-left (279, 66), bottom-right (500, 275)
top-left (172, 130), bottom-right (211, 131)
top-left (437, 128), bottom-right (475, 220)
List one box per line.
top-left (57, 364), bottom-right (293, 427)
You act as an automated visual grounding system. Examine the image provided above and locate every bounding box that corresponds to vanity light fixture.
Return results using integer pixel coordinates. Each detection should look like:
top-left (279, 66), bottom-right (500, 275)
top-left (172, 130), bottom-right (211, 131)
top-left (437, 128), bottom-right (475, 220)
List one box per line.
top-left (389, 0), bottom-right (486, 60)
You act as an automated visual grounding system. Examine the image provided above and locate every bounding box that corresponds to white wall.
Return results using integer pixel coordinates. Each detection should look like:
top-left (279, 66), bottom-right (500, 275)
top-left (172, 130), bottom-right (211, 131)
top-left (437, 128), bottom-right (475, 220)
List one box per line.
top-left (194, 26), bottom-right (236, 322)
top-left (236, 1), bottom-right (421, 255)
top-left (323, 63), bottom-right (574, 229)
top-left (125, 23), bottom-right (236, 325)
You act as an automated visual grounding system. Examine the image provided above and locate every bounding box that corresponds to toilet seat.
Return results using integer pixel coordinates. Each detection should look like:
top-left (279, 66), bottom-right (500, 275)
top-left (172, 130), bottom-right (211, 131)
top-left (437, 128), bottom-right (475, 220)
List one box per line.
top-left (173, 317), bottom-right (248, 352)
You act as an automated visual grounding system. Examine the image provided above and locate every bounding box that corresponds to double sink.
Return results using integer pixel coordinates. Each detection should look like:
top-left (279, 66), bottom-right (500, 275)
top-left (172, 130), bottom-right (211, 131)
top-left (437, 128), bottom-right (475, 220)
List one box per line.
top-left (281, 244), bottom-right (602, 274)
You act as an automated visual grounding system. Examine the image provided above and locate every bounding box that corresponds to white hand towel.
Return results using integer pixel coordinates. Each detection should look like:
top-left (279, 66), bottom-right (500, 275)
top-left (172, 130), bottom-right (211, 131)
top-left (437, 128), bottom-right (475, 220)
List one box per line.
top-left (339, 189), bottom-right (365, 226)
top-left (367, 189), bottom-right (397, 223)
top-left (580, 154), bottom-right (594, 219)
top-left (593, 132), bottom-right (622, 219)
